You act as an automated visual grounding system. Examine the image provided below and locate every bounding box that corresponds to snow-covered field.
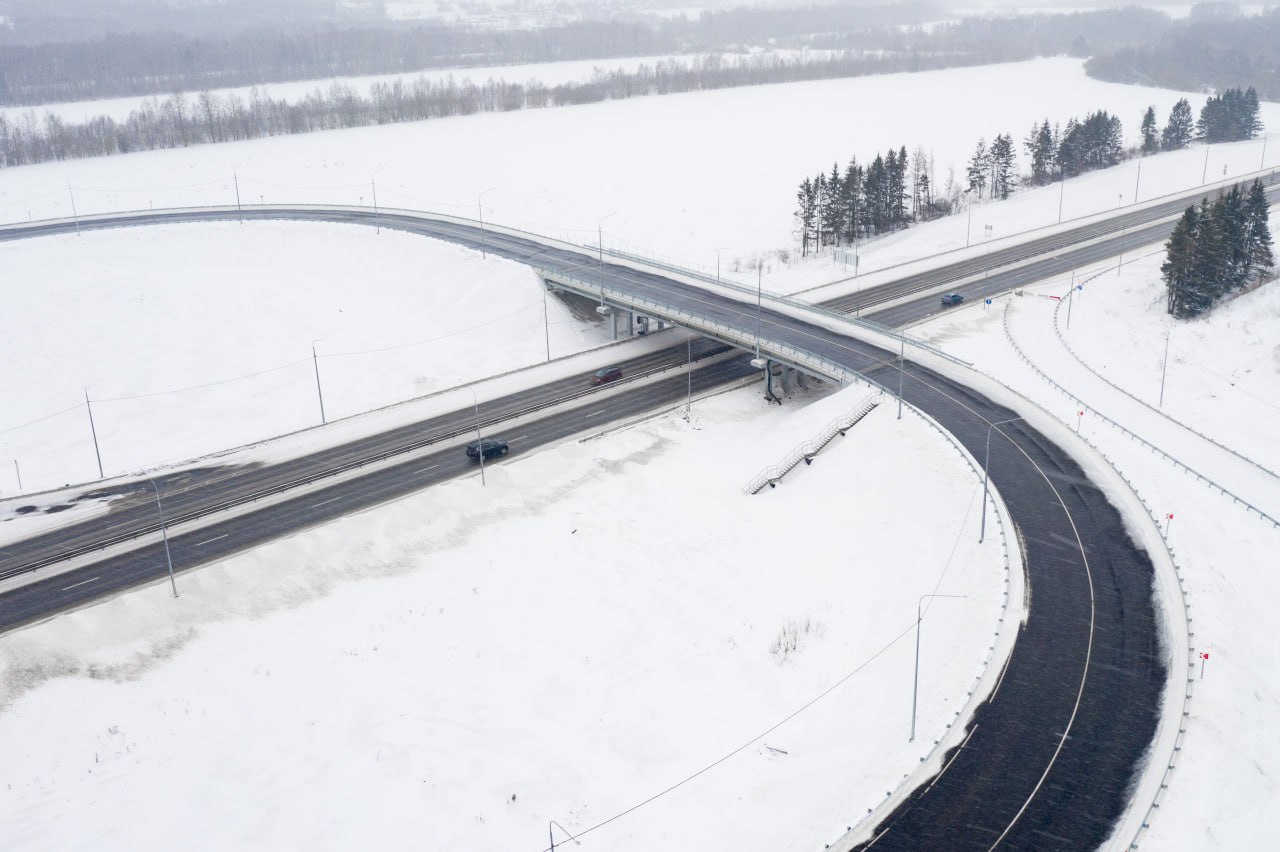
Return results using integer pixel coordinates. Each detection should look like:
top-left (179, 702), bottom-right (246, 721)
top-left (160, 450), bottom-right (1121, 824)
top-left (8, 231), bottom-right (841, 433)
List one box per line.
top-left (1, 55), bottom-right (1278, 849)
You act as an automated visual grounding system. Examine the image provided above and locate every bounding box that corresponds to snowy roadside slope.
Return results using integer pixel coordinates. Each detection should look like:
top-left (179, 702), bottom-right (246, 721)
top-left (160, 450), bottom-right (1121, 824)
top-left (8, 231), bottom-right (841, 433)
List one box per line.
top-left (0, 384), bottom-right (1009, 852)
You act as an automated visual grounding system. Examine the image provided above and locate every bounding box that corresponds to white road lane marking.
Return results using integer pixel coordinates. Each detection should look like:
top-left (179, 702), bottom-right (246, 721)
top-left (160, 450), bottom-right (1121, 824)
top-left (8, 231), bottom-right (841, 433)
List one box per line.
top-left (312, 496), bottom-right (341, 508)
top-left (415, 464), bottom-right (441, 474)
top-left (62, 576), bottom-right (100, 592)
top-left (196, 534), bottom-right (228, 547)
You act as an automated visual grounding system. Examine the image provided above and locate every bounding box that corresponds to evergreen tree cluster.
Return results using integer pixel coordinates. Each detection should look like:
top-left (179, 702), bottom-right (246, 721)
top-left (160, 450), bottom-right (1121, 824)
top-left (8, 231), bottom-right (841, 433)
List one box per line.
top-left (794, 146), bottom-right (939, 257)
top-left (1022, 110), bottom-right (1125, 186)
top-left (966, 134), bottom-right (1017, 199)
top-left (1196, 87), bottom-right (1263, 143)
top-left (1162, 179), bottom-right (1275, 319)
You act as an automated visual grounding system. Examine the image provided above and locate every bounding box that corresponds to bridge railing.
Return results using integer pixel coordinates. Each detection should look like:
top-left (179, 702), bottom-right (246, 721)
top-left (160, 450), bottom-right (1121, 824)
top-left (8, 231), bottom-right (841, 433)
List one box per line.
top-left (539, 267), bottom-right (859, 383)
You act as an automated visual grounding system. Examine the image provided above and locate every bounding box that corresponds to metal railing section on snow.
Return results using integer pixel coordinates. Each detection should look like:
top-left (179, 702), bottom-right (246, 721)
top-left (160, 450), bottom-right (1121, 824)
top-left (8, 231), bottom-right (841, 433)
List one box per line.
top-left (741, 393), bottom-right (881, 495)
top-left (1001, 300), bottom-right (1279, 527)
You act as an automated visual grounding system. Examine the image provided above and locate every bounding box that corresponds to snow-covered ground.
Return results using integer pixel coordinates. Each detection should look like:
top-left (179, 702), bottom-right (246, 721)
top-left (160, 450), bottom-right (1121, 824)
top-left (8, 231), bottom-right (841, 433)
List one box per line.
top-left (1, 55), bottom-right (1278, 849)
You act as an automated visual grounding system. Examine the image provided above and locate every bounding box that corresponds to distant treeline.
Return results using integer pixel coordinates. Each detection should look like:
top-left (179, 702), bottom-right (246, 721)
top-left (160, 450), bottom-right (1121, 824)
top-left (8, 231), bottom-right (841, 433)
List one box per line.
top-left (1086, 8), bottom-right (1280, 100)
top-left (0, 3), bottom-right (939, 106)
top-left (0, 50), bottom-right (996, 169)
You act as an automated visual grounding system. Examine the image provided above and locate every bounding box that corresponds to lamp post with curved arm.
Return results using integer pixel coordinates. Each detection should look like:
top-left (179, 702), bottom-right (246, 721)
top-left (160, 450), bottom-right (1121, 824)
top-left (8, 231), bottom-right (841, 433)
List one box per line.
top-left (911, 592), bottom-right (965, 741)
top-left (980, 416), bottom-right (1023, 543)
top-left (146, 476), bottom-right (179, 598)
top-left (466, 385), bottom-right (486, 486)
top-left (597, 211), bottom-right (616, 310)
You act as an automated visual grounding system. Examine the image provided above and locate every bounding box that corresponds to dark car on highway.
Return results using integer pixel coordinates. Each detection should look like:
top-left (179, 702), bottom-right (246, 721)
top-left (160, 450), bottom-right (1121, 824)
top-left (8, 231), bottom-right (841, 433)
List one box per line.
top-left (592, 366), bottom-right (623, 386)
top-left (465, 438), bottom-right (509, 460)
top-left (940, 293), bottom-right (965, 307)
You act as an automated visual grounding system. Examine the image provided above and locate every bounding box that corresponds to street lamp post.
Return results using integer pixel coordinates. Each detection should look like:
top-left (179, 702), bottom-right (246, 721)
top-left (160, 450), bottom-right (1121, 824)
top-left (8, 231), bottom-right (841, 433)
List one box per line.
top-left (980, 416), bottom-right (1023, 543)
top-left (1057, 172), bottom-right (1066, 224)
top-left (311, 341), bottom-right (327, 424)
top-left (232, 161), bottom-right (245, 224)
top-left (597, 211), bottom-right (616, 309)
top-left (910, 593), bottom-right (966, 742)
top-left (371, 166), bottom-right (384, 235)
top-left (146, 476), bottom-right (179, 598)
top-left (478, 187), bottom-right (496, 259)
top-left (983, 224), bottom-right (993, 306)
top-left (1159, 328), bottom-right (1172, 407)
top-left (897, 334), bottom-right (905, 420)
top-left (1133, 158), bottom-right (1142, 204)
top-left (467, 386), bottom-right (486, 486)
top-left (965, 189), bottom-right (975, 247)
top-left (754, 262), bottom-right (762, 360)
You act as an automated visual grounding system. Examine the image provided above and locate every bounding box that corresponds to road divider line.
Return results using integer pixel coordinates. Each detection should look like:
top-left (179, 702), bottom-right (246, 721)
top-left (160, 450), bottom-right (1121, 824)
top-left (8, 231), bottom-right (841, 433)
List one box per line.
top-left (414, 464), bottom-right (441, 474)
top-left (61, 576), bottom-right (100, 592)
top-left (195, 534), bottom-right (228, 547)
top-left (312, 496), bottom-right (341, 508)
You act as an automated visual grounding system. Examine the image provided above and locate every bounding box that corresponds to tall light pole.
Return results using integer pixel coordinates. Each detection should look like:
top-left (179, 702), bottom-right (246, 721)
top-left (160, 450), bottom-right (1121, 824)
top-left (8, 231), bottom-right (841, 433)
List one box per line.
top-left (232, 160), bottom-right (245, 224)
top-left (478, 186), bottom-right (496, 259)
top-left (686, 335), bottom-right (696, 422)
top-left (467, 385), bottom-right (486, 486)
top-left (68, 181), bottom-right (80, 236)
top-left (1159, 328), bottom-right (1172, 407)
top-left (965, 188), bottom-right (975, 247)
top-left (1202, 143), bottom-right (1211, 184)
top-left (1261, 133), bottom-right (1269, 170)
top-left (597, 211), bottom-right (616, 309)
top-left (980, 416), bottom-right (1023, 543)
top-left (754, 262), bottom-right (763, 360)
top-left (1133, 158), bottom-right (1142, 205)
top-left (911, 593), bottom-right (966, 741)
top-left (146, 476), bottom-right (179, 598)
top-left (84, 387), bottom-right (104, 479)
top-left (371, 165), bottom-right (385, 235)
top-left (983, 224), bottom-right (993, 306)
top-left (311, 341), bottom-right (327, 424)
top-left (896, 334), bottom-right (905, 420)
top-left (1057, 172), bottom-right (1065, 224)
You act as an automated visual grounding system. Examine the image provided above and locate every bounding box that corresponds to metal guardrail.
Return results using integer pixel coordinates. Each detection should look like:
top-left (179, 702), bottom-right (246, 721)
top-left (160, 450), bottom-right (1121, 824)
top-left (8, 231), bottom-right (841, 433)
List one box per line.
top-left (1002, 300), bottom-right (1279, 527)
top-left (1052, 286), bottom-right (1280, 484)
top-left (742, 393), bottom-right (881, 494)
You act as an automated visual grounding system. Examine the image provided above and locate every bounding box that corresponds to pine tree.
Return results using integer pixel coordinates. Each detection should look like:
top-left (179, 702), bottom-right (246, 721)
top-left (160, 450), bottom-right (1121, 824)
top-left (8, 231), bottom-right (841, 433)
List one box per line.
top-left (1024, 119), bottom-right (1054, 184)
top-left (865, 153), bottom-right (885, 234)
top-left (966, 138), bottom-right (988, 197)
top-left (990, 133), bottom-right (1017, 200)
top-left (1187, 197), bottom-right (1228, 314)
top-left (1140, 106), bottom-right (1159, 154)
top-left (841, 156), bottom-right (863, 245)
top-left (820, 163), bottom-right (842, 248)
top-left (1162, 98), bottom-right (1194, 151)
top-left (1162, 206), bottom-right (1198, 317)
top-left (795, 176), bottom-right (816, 257)
top-left (1244, 178), bottom-right (1275, 284)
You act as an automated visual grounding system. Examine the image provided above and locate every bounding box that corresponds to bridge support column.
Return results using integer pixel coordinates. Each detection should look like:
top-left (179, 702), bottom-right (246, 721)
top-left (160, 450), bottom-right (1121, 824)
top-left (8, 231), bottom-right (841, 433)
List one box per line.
top-left (626, 310), bottom-right (634, 337)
